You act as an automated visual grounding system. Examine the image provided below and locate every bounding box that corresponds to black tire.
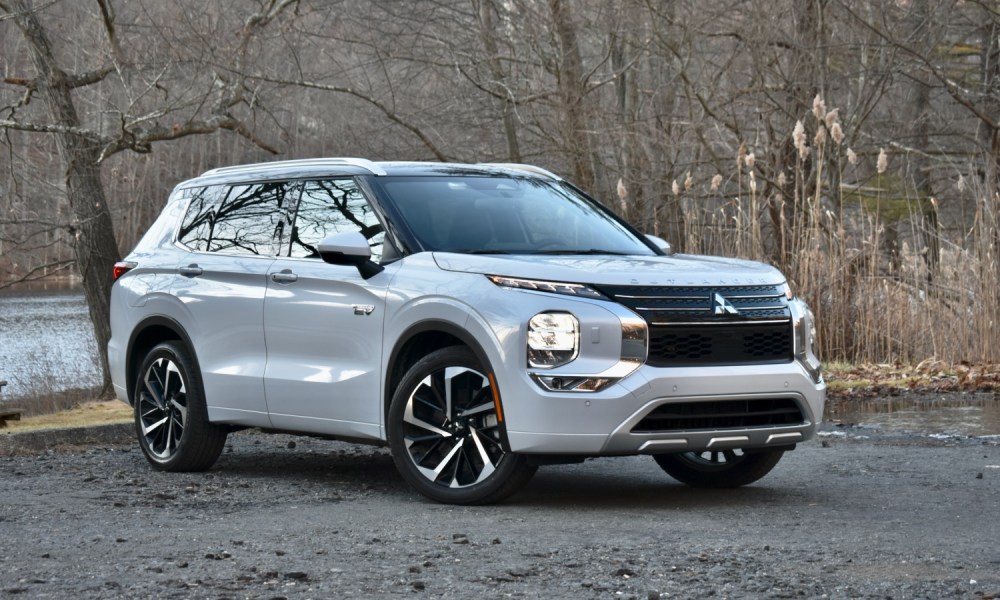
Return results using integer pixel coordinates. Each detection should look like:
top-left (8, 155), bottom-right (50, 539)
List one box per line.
top-left (653, 449), bottom-right (784, 488)
top-left (387, 346), bottom-right (536, 504)
top-left (133, 341), bottom-right (227, 472)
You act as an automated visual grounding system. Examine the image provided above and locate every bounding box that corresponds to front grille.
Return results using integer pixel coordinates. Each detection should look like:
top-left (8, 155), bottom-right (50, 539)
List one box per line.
top-left (594, 284), bottom-right (791, 325)
top-left (632, 398), bottom-right (805, 433)
top-left (647, 323), bottom-right (792, 367)
top-left (593, 283), bottom-right (794, 366)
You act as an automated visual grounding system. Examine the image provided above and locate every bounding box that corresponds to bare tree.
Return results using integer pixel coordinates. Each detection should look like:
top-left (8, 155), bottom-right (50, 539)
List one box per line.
top-left (0, 0), bottom-right (297, 389)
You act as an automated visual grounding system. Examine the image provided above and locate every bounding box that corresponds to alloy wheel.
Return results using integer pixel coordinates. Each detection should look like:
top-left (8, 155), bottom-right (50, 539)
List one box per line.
top-left (401, 366), bottom-right (505, 488)
top-left (137, 357), bottom-right (188, 460)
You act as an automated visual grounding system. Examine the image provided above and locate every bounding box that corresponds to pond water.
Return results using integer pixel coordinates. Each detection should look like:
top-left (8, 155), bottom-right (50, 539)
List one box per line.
top-left (826, 392), bottom-right (1000, 437)
top-left (1, 290), bottom-right (998, 437)
top-left (0, 290), bottom-right (102, 399)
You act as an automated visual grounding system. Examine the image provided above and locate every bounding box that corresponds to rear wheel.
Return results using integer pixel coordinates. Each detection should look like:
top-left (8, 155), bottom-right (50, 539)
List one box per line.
top-left (653, 449), bottom-right (784, 488)
top-left (133, 341), bottom-right (226, 472)
top-left (388, 347), bottom-right (536, 504)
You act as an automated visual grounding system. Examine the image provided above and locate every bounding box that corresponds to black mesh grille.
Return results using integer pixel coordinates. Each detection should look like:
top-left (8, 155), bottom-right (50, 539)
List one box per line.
top-left (647, 323), bottom-right (792, 366)
top-left (632, 398), bottom-right (805, 432)
top-left (593, 283), bottom-right (794, 366)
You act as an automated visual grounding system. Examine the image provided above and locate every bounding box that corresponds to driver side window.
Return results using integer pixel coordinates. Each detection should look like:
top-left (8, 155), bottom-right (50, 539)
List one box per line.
top-left (288, 179), bottom-right (385, 261)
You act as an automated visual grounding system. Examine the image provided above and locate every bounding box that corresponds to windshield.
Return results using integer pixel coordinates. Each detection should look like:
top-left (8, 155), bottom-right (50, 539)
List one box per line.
top-left (374, 176), bottom-right (656, 256)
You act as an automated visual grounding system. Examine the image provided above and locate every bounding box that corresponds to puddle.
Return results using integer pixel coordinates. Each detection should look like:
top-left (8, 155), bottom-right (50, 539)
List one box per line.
top-left (825, 392), bottom-right (1000, 437)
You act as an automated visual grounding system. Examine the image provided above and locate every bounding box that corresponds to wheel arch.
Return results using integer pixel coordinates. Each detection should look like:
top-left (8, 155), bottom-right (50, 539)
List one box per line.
top-left (126, 316), bottom-right (200, 406)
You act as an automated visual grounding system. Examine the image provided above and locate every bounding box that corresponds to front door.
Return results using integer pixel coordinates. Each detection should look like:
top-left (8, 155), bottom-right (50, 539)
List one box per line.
top-left (263, 178), bottom-right (393, 440)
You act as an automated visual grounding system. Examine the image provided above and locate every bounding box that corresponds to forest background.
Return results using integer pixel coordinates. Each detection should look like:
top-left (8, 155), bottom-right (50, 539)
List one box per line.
top-left (2, 0), bottom-right (1000, 390)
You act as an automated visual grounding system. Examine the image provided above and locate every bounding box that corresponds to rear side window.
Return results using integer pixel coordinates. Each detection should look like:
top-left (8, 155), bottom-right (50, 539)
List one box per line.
top-left (176, 182), bottom-right (296, 256)
top-left (210, 182), bottom-right (293, 256)
top-left (288, 179), bottom-right (385, 261)
top-left (176, 186), bottom-right (220, 252)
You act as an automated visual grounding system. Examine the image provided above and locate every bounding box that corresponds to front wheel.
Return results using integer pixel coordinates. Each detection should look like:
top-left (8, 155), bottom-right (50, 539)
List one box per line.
top-left (653, 449), bottom-right (784, 488)
top-left (133, 341), bottom-right (227, 472)
top-left (387, 347), bottom-right (536, 504)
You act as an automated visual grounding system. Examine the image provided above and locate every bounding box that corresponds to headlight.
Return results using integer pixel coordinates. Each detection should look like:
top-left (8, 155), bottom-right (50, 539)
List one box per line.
top-left (528, 312), bottom-right (646, 393)
top-left (792, 300), bottom-right (822, 383)
top-left (527, 312), bottom-right (579, 368)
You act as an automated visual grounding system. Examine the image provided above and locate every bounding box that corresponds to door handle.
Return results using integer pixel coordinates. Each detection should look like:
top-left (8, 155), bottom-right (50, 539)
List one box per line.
top-left (178, 264), bottom-right (203, 277)
top-left (270, 269), bottom-right (298, 283)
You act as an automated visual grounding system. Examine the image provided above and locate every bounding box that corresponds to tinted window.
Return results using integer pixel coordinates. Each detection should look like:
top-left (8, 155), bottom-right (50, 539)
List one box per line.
top-left (289, 179), bottom-right (385, 261)
top-left (375, 176), bottom-right (654, 255)
top-left (176, 186), bottom-right (222, 252)
top-left (208, 182), bottom-right (293, 256)
top-left (176, 182), bottom-right (295, 256)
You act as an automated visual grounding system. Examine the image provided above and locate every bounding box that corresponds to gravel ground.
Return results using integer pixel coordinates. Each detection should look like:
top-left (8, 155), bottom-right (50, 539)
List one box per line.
top-left (1, 426), bottom-right (999, 599)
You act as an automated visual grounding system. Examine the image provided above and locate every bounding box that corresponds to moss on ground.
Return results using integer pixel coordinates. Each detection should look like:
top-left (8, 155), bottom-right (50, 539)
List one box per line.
top-left (2, 400), bottom-right (132, 432)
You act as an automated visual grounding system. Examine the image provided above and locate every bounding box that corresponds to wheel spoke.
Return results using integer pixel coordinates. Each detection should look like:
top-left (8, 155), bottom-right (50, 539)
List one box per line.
top-left (457, 401), bottom-right (494, 418)
top-left (443, 369), bottom-right (458, 420)
top-left (162, 416), bottom-right (175, 458)
top-left (165, 362), bottom-right (185, 396)
top-left (403, 410), bottom-right (452, 438)
top-left (416, 437), bottom-right (465, 482)
top-left (144, 377), bottom-right (165, 410)
top-left (469, 429), bottom-right (497, 481)
top-left (170, 397), bottom-right (187, 423)
top-left (406, 432), bottom-right (443, 444)
top-left (142, 415), bottom-right (168, 437)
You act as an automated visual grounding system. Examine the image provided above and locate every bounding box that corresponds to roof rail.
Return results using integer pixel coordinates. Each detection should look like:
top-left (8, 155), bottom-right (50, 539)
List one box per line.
top-left (478, 163), bottom-right (562, 181)
top-left (201, 157), bottom-right (387, 177)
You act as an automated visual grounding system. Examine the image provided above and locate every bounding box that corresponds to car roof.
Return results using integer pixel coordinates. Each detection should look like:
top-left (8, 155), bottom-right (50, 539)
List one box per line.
top-left (175, 158), bottom-right (562, 189)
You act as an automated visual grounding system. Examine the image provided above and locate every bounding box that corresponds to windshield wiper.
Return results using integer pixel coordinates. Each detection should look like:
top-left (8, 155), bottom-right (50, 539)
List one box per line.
top-left (448, 249), bottom-right (511, 254)
top-left (534, 249), bottom-right (632, 256)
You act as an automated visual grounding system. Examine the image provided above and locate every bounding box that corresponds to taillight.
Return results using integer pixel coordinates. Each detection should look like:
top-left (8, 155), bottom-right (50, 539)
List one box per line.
top-left (113, 261), bottom-right (137, 281)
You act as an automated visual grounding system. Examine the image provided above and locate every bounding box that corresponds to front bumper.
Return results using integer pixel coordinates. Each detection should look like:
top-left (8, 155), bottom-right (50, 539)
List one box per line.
top-left (503, 361), bottom-right (825, 455)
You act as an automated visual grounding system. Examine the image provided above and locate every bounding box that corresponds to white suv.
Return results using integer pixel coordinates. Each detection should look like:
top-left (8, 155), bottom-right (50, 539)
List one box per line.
top-left (108, 158), bottom-right (825, 504)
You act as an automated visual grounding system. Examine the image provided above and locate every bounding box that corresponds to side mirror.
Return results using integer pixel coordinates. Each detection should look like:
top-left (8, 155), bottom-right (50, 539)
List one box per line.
top-left (645, 234), bottom-right (673, 255)
top-left (318, 232), bottom-right (385, 279)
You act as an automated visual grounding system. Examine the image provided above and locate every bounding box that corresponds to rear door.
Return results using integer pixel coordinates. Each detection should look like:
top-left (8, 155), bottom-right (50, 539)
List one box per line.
top-left (263, 178), bottom-right (393, 439)
top-left (171, 181), bottom-right (294, 425)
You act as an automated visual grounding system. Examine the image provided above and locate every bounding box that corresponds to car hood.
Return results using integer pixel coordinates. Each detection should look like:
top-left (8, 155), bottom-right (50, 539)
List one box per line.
top-left (431, 252), bottom-right (785, 287)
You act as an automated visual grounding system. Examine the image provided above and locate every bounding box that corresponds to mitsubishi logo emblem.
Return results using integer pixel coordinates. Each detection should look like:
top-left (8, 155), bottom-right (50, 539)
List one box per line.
top-left (712, 293), bottom-right (739, 315)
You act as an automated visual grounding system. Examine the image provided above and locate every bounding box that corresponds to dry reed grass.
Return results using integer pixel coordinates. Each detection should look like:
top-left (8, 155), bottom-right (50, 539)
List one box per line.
top-left (668, 98), bottom-right (1000, 367)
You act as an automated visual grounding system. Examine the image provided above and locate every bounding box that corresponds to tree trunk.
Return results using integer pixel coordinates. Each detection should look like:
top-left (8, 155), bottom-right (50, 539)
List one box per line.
top-left (8, 0), bottom-right (121, 391)
top-left (549, 0), bottom-right (597, 192)
top-left (906, 0), bottom-right (939, 280)
top-left (475, 0), bottom-right (522, 162)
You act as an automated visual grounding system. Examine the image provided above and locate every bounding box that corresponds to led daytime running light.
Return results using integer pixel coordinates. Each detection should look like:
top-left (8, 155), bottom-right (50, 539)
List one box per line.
top-left (488, 275), bottom-right (604, 299)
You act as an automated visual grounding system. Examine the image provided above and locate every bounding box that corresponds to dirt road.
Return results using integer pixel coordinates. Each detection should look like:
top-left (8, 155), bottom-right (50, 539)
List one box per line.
top-left (2, 427), bottom-right (998, 599)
